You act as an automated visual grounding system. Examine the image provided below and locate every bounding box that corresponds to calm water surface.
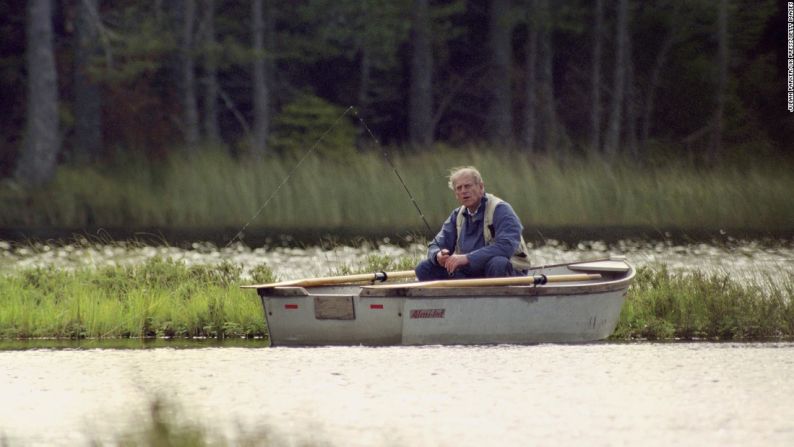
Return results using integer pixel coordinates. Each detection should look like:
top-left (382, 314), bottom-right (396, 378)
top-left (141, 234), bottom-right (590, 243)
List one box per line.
top-left (1, 343), bottom-right (793, 446)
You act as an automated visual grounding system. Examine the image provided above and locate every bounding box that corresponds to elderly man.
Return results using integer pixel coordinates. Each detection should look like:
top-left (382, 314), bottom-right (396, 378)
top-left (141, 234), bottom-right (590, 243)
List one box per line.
top-left (415, 166), bottom-right (532, 281)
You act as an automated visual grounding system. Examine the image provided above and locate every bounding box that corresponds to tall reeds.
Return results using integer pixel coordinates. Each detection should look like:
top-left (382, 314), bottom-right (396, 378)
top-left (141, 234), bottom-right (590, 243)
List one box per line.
top-left (1, 148), bottom-right (791, 232)
top-left (0, 257), bottom-right (270, 339)
top-left (615, 266), bottom-right (794, 340)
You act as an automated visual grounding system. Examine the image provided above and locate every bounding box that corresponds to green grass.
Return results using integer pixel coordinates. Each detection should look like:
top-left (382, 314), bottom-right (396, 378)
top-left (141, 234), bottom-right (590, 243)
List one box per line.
top-left (1, 252), bottom-right (792, 341)
top-left (0, 257), bottom-right (273, 339)
top-left (613, 266), bottom-right (794, 340)
top-left (1, 147), bottom-right (792, 232)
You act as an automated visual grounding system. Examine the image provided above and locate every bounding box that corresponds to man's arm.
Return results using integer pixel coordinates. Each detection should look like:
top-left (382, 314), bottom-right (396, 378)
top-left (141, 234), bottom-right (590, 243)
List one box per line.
top-left (465, 202), bottom-right (522, 271)
top-left (427, 210), bottom-right (458, 266)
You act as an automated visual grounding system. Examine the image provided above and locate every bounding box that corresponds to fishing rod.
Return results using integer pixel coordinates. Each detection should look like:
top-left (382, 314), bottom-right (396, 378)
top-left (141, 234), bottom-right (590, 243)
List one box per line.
top-left (226, 104), bottom-right (441, 253)
top-left (225, 105), bottom-right (355, 248)
top-left (353, 108), bottom-right (443, 251)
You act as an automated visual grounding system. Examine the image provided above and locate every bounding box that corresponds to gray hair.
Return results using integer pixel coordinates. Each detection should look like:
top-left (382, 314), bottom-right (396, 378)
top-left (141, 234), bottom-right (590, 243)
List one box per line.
top-left (447, 166), bottom-right (483, 190)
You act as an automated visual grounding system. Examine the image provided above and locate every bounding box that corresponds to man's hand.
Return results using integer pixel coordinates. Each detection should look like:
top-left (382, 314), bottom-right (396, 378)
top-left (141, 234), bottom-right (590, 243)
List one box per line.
top-left (444, 253), bottom-right (469, 274)
top-left (436, 249), bottom-right (451, 267)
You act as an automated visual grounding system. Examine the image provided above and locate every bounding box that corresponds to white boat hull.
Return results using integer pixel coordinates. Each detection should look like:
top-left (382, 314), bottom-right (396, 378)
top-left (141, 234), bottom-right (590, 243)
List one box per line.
top-left (257, 259), bottom-right (635, 346)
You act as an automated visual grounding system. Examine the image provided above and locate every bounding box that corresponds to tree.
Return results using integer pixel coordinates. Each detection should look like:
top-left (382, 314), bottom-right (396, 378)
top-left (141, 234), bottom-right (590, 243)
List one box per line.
top-left (424, 0), bottom-right (469, 141)
top-left (486, 0), bottom-right (513, 146)
top-left (285, 0), bottom-right (410, 143)
top-left (15, 0), bottom-right (59, 186)
top-left (640, 2), bottom-right (685, 150)
top-left (356, 6), bottom-right (373, 137)
top-left (265, 0), bottom-right (276, 123)
top-left (709, 0), bottom-right (729, 163)
top-left (521, 3), bottom-right (539, 152)
top-left (624, 2), bottom-right (638, 158)
top-left (251, 0), bottom-right (270, 156)
top-left (535, 0), bottom-right (558, 154)
top-left (200, 0), bottom-right (220, 144)
top-left (74, 0), bottom-right (103, 163)
top-left (409, 0), bottom-right (433, 147)
top-left (180, 0), bottom-right (200, 148)
top-left (590, 0), bottom-right (604, 152)
top-left (604, 0), bottom-right (628, 156)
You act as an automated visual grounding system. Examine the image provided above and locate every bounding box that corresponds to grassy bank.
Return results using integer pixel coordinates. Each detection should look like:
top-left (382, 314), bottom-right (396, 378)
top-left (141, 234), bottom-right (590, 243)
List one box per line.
top-left (616, 266), bottom-right (794, 340)
top-left (0, 257), bottom-right (272, 339)
top-left (1, 148), bottom-right (792, 232)
top-left (1, 255), bottom-right (792, 341)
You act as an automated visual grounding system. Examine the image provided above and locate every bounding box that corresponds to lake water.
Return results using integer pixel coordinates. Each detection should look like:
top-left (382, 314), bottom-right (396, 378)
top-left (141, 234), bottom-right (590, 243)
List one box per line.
top-left (1, 342), bottom-right (793, 446)
top-left (2, 238), bottom-right (792, 282)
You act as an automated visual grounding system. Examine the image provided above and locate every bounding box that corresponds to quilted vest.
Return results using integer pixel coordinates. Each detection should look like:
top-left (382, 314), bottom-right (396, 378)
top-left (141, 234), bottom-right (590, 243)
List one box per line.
top-left (455, 193), bottom-right (532, 270)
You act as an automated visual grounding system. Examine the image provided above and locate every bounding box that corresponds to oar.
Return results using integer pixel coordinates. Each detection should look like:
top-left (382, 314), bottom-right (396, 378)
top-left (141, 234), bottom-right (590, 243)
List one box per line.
top-left (241, 270), bottom-right (417, 289)
top-left (363, 273), bottom-right (601, 289)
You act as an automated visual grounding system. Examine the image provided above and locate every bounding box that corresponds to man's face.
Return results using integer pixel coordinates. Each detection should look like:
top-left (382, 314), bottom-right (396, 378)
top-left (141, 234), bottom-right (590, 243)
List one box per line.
top-left (453, 174), bottom-right (485, 210)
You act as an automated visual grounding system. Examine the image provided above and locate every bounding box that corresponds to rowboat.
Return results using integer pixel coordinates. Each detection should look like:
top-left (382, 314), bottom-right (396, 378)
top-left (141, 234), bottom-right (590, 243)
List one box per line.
top-left (242, 256), bottom-right (635, 346)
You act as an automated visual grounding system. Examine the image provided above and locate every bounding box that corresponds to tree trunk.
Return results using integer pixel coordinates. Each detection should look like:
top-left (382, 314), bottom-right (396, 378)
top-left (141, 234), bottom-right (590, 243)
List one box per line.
top-left (201, 0), bottom-right (220, 144)
top-left (15, 0), bottom-right (59, 187)
top-left (536, 0), bottom-right (557, 154)
top-left (265, 0), bottom-right (276, 120)
top-left (181, 0), bottom-right (200, 148)
top-left (74, 0), bottom-right (102, 164)
top-left (486, 0), bottom-right (513, 147)
top-left (709, 0), bottom-right (728, 164)
top-left (624, 7), bottom-right (638, 159)
top-left (625, 64), bottom-right (638, 159)
top-left (604, 0), bottom-right (628, 156)
top-left (252, 0), bottom-right (270, 157)
top-left (590, 0), bottom-right (603, 152)
top-left (409, 0), bottom-right (433, 147)
top-left (354, 45), bottom-right (371, 149)
top-left (521, 6), bottom-right (538, 152)
top-left (640, 23), bottom-right (677, 149)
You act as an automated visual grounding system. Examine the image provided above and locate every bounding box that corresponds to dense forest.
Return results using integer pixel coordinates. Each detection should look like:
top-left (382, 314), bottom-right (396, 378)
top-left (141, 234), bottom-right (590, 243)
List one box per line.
top-left (1, 0), bottom-right (791, 182)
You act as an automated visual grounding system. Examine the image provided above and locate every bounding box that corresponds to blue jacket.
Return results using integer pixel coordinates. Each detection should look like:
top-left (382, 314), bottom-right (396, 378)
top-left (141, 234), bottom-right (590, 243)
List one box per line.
top-left (427, 195), bottom-right (523, 272)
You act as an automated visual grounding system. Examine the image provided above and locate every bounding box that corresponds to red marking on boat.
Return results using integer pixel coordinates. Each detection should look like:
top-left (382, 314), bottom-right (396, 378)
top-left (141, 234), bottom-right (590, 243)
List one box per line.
top-left (284, 304), bottom-right (299, 309)
top-left (410, 309), bottom-right (445, 319)
top-left (370, 304), bottom-right (384, 309)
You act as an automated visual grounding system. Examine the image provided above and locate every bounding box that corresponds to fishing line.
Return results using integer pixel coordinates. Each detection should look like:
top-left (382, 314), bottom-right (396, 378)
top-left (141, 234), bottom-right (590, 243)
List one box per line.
top-left (354, 109), bottom-right (436, 238)
top-left (224, 105), bottom-right (355, 248)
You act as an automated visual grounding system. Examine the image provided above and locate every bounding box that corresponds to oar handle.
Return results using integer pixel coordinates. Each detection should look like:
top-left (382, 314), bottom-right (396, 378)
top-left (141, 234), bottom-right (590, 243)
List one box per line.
top-left (242, 270), bottom-right (417, 289)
